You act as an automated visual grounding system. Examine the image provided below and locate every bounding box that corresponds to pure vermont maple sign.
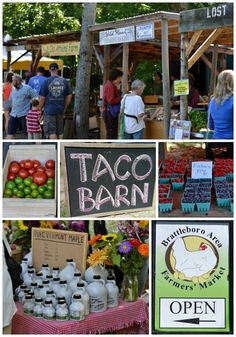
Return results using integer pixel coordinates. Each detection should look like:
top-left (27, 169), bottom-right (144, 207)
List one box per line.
top-left (61, 143), bottom-right (156, 217)
top-left (152, 221), bottom-right (233, 334)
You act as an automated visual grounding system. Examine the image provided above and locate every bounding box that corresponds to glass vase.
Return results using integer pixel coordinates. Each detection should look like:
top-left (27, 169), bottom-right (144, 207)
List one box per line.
top-left (122, 273), bottom-right (138, 302)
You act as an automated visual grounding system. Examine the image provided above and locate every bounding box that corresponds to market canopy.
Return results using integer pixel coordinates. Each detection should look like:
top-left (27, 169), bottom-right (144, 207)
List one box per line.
top-left (2, 51), bottom-right (64, 71)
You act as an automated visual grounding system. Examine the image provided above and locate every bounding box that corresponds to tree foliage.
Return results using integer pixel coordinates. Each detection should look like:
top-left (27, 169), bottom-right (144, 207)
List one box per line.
top-left (3, 2), bottom-right (214, 38)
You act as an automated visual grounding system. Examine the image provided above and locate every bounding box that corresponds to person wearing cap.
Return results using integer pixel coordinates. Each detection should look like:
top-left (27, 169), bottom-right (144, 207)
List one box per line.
top-left (7, 74), bottom-right (37, 139)
top-left (39, 63), bottom-right (72, 139)
top-left (28, 66), bottom-right (46, 96)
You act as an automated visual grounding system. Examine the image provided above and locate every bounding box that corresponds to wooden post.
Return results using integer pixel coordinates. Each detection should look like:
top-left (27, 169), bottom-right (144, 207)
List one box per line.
top-left (7, 50), bottom-right (11, 72)
top-left (103, 45), bottom-right (110, 84)
top-left (180, 33), bottom-right (189, 120)
top-left (209, 45), bottom-right (218, 96)
top-left (122, 43), bottom-right (129, 95)
top-left (161, 19), bottom-right (171, 138)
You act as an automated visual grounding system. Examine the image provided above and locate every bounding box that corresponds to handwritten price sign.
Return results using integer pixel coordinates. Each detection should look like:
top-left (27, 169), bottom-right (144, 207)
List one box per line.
top-left (191, 161), bottom-right (213, 179)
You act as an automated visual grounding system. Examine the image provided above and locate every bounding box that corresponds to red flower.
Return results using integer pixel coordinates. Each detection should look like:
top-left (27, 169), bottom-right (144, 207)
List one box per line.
top-left (130, 238), bottom-right (142, 247)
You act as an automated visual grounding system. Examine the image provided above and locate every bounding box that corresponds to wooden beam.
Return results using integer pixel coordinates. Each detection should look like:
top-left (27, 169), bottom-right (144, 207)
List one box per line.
top-left (110, 45), bottom-right (122, 62)
top-left (122, 43), bottom-right (129, 95)
top-left (186, 30), bottom-right (203, 57)
top-left (188, 28), bottom-right (223, 69)
top-left (103, 45), bottom-right (110, 83)
top-left (200, 54), bottom-right (219, 75)
top-left (161, 19), bottom-right (171, 138)
top-left (93, 46), bottom-right (104, 72)
top-left (180, 33), bottom-right (189, 120)
top-left (31, 49), bottom-right (42, 73)
top-left (209, 45), bottom-right (218, 96)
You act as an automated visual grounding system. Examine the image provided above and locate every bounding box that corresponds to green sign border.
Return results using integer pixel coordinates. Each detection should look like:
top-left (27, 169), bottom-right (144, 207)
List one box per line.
top-left (152, 220), bottom-right (233, 334)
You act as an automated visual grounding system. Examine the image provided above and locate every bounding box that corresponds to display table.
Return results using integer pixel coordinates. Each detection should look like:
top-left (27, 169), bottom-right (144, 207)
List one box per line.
top-left (12, 299), bottom-right (149, 334)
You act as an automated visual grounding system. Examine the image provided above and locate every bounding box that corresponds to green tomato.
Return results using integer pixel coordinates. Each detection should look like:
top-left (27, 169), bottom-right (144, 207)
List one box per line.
top-left (47, 178), bottom-right (55, 185)
top-left (47, 184), bottom-right (54, 192)
top-left (5, 181), bottom-right (16, 190)
top-left (12, 187), bottom-right (19, 195)
top-left (38, 185), bottom-right (47, 195)
top-left (15, 176), bottom-right (23, 185)
top-left (25, 195), bottom-right (33, 199)
top-left (31, 190), bottom-right (39, 198)
top-left (24, 177), bottom-right (33, 186)
top-left (17, 183), bottom-right (25, 191)
top-left (16, 191), bottom-right (25, 198)
top-left (37, 194), bottom-right (44, 199)
top-left (43, 190), bottom-right (54, 199)
top-left (3, 188), bottom-right (13, 198)
top-left (24, 187), bottom-right (31, 195)
top-left (30, 183), bottom-right (38, 191)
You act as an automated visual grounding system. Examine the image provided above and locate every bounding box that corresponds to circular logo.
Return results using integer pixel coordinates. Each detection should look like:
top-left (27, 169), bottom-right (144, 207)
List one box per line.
top-left (165, 236), bottom-right (219, 284)
top-left (48, 79), bottom-right (65, 98)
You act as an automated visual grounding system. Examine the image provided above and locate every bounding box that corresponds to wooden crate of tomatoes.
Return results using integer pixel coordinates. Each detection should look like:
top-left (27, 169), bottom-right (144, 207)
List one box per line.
top-left (3, 144), bottom-right (57, 218)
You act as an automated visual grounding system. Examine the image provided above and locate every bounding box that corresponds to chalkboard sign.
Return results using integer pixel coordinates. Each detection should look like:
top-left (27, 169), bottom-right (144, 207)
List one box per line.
top-left (180, 3), bottom-right (233, 33)
top-left (61, 143), bottom-right (156, 217)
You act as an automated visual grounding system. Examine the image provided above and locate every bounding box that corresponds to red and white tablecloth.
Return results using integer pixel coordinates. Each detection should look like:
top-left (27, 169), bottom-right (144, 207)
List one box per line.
top-left (12, 299), bottom-right (149, 334)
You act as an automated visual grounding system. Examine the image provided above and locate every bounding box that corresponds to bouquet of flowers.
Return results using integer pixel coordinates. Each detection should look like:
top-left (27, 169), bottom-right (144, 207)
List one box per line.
top-left (87, 220), bottom-right (149, 301)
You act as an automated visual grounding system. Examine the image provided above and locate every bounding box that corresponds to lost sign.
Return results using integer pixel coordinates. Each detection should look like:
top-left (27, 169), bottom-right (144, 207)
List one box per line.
top-left (62, 144), bottom-right (156, 216)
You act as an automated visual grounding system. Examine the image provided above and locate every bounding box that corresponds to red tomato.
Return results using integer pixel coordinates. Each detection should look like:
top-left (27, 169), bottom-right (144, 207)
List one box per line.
top-left (45, 169), bottom-right (55, 178)
top-left (45, 160), bottom-right (55, 169)
top-left (18, 169), bottom-right (29, 179)
top-left (19, 160), bottom-right (26, 168)
top-left (33, 160), bottom-right (41, 169)
top-left (9, 162), bottom-right (21, 174)
top-left (25, 160), bottom-right (33, 169)
top-left (7, 173), bottom-right (16, 181)
top-left (28, 168), bottom-right (35, 176)
top-left (36, 166), bottom-right (46, 173)
top-left (10, 161), bottom-right (19, 165)
top-left (33, 172), bottom-right (47, 186)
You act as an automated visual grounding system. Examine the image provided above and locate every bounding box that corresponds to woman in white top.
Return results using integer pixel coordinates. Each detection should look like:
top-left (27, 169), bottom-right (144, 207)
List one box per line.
top-left (121, 80), bottom-right (146, 139)
top-left (3, 232), bottom-right (17, 334)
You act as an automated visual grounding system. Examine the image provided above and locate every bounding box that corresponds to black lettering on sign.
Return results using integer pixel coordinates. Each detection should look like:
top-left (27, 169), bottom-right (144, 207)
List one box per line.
top-left (180, 3), bottom-right (233, 33)
top-left (62, 144), bottom-right (156, 217)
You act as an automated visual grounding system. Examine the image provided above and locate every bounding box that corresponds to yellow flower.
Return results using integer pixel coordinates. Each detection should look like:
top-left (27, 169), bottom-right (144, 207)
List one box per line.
top-left (87, 247), bottom-right (110, 267)
top-left (138, 220), bottom-right (149, 228)
top-left (101, 233), bottom-right (117, 242)
top-left (40, 221), bottom-right (54, 229)
top-left (18, 221), bottom-right (28, 231)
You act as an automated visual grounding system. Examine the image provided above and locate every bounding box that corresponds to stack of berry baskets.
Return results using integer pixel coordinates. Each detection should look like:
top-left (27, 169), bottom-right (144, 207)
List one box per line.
top-left (158, 183), bottom-right (173, 213)
top-left (214, 180), bottom-right (232, 208)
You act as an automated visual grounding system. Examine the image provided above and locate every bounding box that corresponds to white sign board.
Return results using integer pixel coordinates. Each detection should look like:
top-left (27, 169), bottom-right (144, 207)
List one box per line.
top-left (174, 128), bottom-right (183, 140)
top-left (136, 22), bottom-right (154, 40)
top-left (160, 298), bottom-right (225, 328)
top-left (192, 161), bottom-right (213, 179)
top-left (99, 26), bottom-right (135, 45)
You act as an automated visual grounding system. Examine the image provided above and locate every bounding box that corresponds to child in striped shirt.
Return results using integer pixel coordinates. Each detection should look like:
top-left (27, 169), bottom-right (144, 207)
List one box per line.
top-left (26, 98), bottom-right (42, 139)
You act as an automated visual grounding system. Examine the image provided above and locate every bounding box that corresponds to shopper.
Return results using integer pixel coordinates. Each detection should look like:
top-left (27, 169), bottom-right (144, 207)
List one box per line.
top-left (153, 71), bottom-right (163, 95)
top-left (26, 97), bottom-right (42, 139)
top-left (7, 74), bottom-right (37, 139)
top-left (208, 70), bottom-right (233, 139)
top-left (3, 233), bottom-right (17, 334)
top-left (2, 72), bottom-right (13, 136)
top-left (188, 73), bottom-right (199, 108)
top-left (121, 79), bottom-right (146, 139)
top-left (39, 63), bottom-right (72, 139)
top-left (102, 69), bottom-right (123, 139)
top-left (28, 66), bottom-right (46, 95)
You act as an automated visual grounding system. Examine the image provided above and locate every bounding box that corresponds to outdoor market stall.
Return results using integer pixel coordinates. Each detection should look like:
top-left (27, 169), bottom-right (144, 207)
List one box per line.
top-left (4, 220), bottom-right (149, 335)
top-left (158, 142), bottom-right (233, 217)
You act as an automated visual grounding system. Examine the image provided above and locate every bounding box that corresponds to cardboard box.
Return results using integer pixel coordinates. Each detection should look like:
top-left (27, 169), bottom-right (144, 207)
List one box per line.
top-left (3, 145), bottom-right (57, 218)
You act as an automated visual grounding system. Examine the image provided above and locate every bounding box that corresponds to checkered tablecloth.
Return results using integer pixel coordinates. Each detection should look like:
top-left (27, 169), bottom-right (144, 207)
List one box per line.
top-left (12, 299), bottom-right (149, 334)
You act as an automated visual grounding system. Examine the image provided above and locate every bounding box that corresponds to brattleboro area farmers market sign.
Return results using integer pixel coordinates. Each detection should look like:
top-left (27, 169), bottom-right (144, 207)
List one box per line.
top-left (61, 143), bottom-right (156, 217)
top-left (153, 222), bottom-right (233, 333)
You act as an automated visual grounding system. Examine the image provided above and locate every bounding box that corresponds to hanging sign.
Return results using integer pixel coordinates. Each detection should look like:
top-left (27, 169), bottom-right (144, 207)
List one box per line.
top-left (41, 41), bottom-right (80, 56)
top-left (180, 3), bottom-right (233, 33)
top-left (61, 143), bottom-right (156, 217)
top-left (153, 221), bottom-right (232, 333)
top-left (174, 79), bottom-right (189, 96)
top-left (192, 161), bottom-right (213, 179)
top-left (32, 227), bottom-right (88, 273)
top-left (136, 22), bottom-right (154, 40)
top-left (99, 26), bottom-right (135, 45)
